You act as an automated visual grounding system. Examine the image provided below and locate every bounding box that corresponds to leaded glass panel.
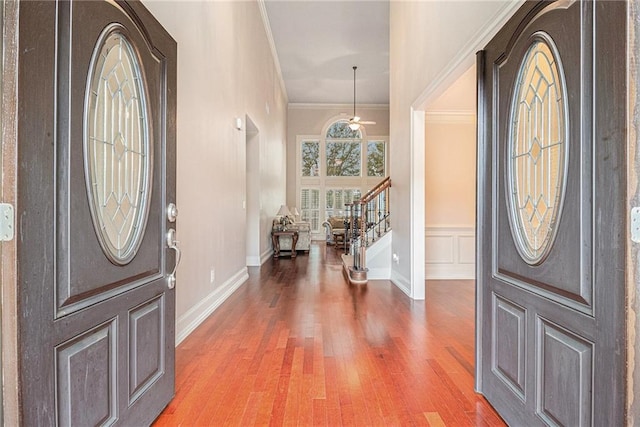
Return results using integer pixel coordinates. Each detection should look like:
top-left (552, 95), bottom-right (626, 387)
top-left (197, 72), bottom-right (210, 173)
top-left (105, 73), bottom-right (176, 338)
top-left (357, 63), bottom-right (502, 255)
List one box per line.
top-left (84, 28), bottom-right (151, 265)
top-left (507, 34), bottom-right (568, 265)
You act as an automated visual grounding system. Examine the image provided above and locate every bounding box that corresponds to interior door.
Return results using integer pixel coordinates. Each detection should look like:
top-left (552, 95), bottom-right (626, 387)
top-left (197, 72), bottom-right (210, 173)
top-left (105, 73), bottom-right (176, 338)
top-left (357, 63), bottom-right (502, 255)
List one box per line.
top-left (17, 1), bottom-right (177, 424)
top-left (476, 1), bottom-right (626, 425)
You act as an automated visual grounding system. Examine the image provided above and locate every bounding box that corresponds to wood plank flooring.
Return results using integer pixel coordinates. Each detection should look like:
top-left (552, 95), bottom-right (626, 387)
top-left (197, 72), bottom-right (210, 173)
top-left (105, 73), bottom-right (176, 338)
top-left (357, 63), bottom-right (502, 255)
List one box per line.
top-left (153, 243), bottom-right (505, 426)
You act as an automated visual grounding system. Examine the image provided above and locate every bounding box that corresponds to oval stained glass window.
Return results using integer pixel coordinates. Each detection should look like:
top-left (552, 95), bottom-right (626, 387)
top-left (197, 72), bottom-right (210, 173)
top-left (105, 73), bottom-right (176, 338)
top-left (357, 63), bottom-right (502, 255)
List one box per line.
top-left (507, 33), bottom-right (568, 265)
top-left (84, 27), bottom-right (152, 265)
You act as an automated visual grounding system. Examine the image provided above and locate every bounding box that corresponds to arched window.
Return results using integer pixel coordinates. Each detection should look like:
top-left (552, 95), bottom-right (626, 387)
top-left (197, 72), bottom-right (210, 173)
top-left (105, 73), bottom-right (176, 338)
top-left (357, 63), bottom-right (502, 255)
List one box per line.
top-left (297, 117), bottom-right (388, 234)
top-left (326, 120), bottom-right (362, 177)
top-left (325, 120), bottom-right (362, 139)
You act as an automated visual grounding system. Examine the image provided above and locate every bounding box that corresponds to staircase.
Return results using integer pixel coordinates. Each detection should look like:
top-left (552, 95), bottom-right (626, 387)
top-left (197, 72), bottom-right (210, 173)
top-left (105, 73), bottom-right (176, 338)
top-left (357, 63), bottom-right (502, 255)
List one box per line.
top-left (341, 177), bottom-right (391, 285)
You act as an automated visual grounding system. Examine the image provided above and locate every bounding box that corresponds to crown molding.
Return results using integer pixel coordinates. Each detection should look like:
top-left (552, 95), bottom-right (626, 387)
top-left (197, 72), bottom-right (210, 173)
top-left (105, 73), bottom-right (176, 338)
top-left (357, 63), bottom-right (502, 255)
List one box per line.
top-left (257, 0), bottom-right (289, 104)
top-left (288, 103), bottom-right (389, 110)
top-left (425, 110), bottom-right (476, 124)
top-left (411, 0), bottom-right (525, 109)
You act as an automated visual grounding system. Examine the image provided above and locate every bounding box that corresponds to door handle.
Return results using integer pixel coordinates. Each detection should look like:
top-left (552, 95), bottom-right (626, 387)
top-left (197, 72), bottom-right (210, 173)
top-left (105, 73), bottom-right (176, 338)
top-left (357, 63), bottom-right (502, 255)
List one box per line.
top-left (166, 228), bottom-right (181, 289)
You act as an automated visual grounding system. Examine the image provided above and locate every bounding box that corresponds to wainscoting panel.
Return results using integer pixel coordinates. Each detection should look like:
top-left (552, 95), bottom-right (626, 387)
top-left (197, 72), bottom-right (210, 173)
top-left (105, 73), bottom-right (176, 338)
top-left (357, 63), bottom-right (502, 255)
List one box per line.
top-left (425, 226), bottom-right (475, 280)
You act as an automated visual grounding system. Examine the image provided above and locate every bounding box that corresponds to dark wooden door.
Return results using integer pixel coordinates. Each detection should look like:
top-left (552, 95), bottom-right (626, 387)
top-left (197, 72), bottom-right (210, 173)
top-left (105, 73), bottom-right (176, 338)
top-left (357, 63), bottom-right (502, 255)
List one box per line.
top-left (476, 1), bottom-right (626, 425)
top-left (17, 1), bottom-right (177, 424)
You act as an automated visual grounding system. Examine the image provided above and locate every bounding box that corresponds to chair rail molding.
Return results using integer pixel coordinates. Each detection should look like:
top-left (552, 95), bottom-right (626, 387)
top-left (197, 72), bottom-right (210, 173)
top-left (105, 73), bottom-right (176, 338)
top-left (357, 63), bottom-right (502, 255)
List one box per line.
top-left (425, 225), bottom-right (475, 280)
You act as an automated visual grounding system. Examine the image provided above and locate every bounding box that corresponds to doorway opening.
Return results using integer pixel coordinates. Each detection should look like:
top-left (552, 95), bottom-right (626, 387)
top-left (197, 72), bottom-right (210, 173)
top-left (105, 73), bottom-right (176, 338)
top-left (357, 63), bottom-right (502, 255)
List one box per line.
top-left (420, 60), bottom-right (479, 390)
top-left (245, 115), bottom-right (261, 266)
top-left (424, 65), bottom-right (477, 283)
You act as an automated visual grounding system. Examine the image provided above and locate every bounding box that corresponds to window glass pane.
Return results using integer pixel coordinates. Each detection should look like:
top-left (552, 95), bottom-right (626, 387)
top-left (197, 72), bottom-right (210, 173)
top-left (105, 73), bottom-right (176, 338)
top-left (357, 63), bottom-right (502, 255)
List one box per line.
top-left (301, 140), bottom-right (319, 176)
top-left (311, 211), bottom-right (320, 231)
top-left (301, 188), bottom-right (320, 231)
top-left (344, 189), bottom-right (353, 203)
top-left (326, 120), bottom-right (362, 139)
top-left (367, 141), bottom-right (386, 177)
top-left (310, 189), bottom-right (319, 209)
top-left (326, 190), bottom-right (334, 209)
top-left (325, 188), bottom-right (361, 218)
top-left (326, 141), bottom-right (361, 176)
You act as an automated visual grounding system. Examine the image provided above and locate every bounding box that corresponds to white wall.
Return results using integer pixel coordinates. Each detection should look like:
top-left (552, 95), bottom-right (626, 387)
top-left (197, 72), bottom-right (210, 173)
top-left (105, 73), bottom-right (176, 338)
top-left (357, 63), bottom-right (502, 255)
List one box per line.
top-left (142, 1), bottom-right (288, 343)
top-left (389, 0), bottom-right (522, 298)
top-left (425, 113), bottom-right (476, 279)
top-left (425, 113), bottom-right (475, 226)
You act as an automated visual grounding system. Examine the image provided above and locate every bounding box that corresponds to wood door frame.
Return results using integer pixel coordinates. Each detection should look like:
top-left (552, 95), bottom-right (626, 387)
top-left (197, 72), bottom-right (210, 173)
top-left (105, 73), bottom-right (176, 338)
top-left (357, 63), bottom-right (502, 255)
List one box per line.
top-left (1, 1), bottom-right (20, 424)
top-left (628, 0), bottom-right (640, 420)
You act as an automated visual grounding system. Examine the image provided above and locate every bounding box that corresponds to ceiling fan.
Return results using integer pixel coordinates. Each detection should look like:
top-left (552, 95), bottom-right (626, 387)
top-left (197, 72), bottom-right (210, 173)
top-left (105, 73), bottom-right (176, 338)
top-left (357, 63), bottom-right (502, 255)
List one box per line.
top-left (348, 66), bottom-right (376, 131)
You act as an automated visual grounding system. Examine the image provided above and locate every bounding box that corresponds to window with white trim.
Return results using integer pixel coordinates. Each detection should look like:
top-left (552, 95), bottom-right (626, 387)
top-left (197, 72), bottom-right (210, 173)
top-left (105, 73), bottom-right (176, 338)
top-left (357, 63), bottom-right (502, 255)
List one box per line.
top-left (297, 119), bottom-right (388, 234)
top-left (300, 188), bottom-right (320, 231)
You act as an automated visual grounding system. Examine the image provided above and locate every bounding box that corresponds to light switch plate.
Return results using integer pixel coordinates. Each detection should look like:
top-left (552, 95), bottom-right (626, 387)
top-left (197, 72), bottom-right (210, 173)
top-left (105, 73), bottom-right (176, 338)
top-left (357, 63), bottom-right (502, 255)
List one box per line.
top-left (0, 203), bottom-right (14, 242)
top-left (632, 207), bottom-right (640, 243)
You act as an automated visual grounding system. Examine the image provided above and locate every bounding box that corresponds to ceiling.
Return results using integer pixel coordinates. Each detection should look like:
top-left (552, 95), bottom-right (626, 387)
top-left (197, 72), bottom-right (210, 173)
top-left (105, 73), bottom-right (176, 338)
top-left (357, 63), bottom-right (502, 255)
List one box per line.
top-left (263, 0), bottom-right (390, 105)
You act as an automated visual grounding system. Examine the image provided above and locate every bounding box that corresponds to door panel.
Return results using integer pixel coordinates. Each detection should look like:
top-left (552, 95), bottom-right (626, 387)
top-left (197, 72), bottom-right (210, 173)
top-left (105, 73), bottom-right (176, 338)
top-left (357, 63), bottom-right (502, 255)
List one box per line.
top-left (536, 318), bottom-right (592, 426)
top-left (56, 321), bottom-right (118, 426)
top-left (493, 1), bottom-right (591, 314)
top-left (58, 0), bottom-right (165, 317)
top-left (477, 1), bottom-right (626, 425)
top-left (17, 1), bottom-right (176, 424)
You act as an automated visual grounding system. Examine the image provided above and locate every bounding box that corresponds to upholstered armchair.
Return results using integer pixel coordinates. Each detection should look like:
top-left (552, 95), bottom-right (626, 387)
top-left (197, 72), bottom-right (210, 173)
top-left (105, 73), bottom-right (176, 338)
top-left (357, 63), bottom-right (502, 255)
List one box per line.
top-left (321, 216), bottom-right (347, 246)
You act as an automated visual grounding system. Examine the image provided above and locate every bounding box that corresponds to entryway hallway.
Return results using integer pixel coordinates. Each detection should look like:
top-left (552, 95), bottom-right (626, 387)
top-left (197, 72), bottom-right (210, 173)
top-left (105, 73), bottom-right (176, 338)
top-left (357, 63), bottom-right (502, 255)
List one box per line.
top-left (153, 243), bottom-right (504, 425)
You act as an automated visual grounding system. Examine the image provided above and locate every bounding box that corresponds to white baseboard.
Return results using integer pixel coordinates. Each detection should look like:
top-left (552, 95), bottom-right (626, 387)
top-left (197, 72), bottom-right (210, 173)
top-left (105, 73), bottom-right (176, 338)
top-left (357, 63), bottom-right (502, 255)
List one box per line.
top-left (246, 255), bottom-right (261, 266)
top-left (426, 262), bottom-right (475, 280)
top-left (260, 248), bottom-right (274, 265)
top-left (390, 269), bottom-right (411, 297)
top-left (367, 267), bottom-right (390, 280)
top-left (425, 226), bottom-right (475, 280)
top-left (176, 267), bottom-right (249, 345)
top-left (247, 247), bottom-right (273, 267)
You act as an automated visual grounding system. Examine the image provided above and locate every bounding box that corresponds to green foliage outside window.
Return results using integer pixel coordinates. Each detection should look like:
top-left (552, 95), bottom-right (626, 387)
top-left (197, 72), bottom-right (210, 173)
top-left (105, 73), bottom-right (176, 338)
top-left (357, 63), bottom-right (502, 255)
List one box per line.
top-left (301, 141), bottom-right (319, 176)
top-left (367, 141), bottom-right (385, 177)
top-left (325, 121), bottom-right (362, 139)
top-left (326, 142), bottom-right (361, 176)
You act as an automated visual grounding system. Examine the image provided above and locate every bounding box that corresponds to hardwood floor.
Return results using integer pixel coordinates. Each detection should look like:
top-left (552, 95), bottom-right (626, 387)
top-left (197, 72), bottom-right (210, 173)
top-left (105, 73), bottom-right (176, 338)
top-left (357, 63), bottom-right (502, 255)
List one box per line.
top-left (153, 243), bottom-right (505, 426)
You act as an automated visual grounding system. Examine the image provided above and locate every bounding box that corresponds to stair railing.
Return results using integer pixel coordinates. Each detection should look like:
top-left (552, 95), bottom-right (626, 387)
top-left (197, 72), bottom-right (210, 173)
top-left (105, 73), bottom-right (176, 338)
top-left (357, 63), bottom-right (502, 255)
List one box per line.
top-left (345, 177), bottom-right (391, 277)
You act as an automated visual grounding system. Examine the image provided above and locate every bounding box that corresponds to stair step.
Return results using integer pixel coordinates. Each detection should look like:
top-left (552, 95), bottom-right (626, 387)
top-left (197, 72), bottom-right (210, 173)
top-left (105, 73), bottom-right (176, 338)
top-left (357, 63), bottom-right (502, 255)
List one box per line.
top-left (341, 254), bottom-right (368, 285)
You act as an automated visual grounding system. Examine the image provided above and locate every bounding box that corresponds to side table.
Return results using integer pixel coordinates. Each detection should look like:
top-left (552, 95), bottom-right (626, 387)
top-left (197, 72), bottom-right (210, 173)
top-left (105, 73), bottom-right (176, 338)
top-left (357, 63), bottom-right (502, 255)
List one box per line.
top-left (272, 230), bottom-right (298, 258)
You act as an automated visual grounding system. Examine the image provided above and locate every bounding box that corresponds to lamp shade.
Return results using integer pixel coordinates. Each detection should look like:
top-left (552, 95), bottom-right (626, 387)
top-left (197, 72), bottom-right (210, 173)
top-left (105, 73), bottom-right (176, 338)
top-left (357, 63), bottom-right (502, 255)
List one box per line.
top-left (291, 207), bottom-right (300, 216)
top-left (276, 205), bottom-right (291, 217)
